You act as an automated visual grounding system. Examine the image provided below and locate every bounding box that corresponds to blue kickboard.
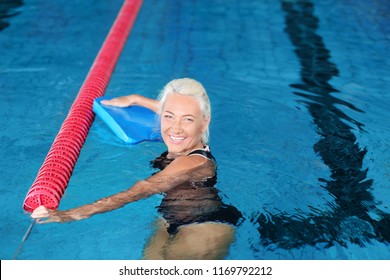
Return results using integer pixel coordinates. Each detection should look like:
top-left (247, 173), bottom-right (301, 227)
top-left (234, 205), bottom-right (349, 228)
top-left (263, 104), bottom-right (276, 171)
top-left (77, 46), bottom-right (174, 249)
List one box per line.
top-left (93, 97), bottom-right (162, 144)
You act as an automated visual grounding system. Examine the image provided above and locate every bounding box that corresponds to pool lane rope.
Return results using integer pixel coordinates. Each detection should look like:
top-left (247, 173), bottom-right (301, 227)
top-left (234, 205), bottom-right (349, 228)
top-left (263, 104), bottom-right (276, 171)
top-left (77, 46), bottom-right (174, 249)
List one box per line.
top-left (23, 0), bottom-right (143, 213)
top-left (15, 0), bottom-right (142, 260)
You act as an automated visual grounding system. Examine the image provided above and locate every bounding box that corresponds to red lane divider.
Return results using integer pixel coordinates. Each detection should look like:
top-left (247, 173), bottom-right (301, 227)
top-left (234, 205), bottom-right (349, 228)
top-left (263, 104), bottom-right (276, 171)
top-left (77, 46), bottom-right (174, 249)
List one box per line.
top-left (23, 0), bottom-right (143, 212)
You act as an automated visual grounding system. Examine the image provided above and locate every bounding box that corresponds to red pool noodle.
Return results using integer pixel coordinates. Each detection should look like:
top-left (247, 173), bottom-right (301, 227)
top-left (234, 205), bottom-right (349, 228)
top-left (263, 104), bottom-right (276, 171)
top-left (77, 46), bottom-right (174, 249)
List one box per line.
top-left (23, 0), bottom-right (143, 212)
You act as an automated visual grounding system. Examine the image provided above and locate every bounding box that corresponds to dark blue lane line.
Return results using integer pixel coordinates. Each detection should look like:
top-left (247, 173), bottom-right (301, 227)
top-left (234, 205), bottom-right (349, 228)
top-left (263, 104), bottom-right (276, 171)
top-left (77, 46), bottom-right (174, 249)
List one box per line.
top-left (255, 0), bottom-right (389, 250)
top-left (0, 0), bottom-right (23, 32)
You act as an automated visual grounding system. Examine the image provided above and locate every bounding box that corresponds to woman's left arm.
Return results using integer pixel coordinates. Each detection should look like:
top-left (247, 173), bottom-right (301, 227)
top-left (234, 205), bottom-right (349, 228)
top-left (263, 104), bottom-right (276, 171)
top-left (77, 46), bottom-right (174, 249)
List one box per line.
top-left (101, 94), bottom-right (159, 113)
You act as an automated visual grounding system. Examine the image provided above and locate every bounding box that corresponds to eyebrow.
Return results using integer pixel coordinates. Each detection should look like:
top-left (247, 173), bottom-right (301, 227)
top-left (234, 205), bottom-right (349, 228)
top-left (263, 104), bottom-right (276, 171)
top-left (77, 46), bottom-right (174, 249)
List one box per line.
top-left (164, 110), bottom-right (196, 118)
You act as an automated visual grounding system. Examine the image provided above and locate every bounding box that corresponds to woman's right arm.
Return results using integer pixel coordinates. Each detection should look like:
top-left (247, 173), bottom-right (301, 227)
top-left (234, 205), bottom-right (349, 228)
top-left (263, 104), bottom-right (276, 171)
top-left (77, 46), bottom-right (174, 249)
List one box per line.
top-left (101, 94), bottom-right (159, 113)
top-left (31, 156), bottom-right (214, 224)
top-left (31, 179), bottom-right (161, 224)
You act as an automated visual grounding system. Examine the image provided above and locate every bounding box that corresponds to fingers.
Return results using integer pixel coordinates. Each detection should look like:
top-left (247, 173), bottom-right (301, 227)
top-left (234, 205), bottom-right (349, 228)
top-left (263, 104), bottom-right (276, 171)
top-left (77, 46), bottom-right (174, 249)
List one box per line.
top-left (31, 205), bottom-right (50, 219)
top-left (100, 99), bottom-right (118, 106)
top-left (31, 206), bottom-right (57, 223)
top-left (35, 217), bottom-right (55, 224)
top-left (100, 97), bottom-right (131, 107)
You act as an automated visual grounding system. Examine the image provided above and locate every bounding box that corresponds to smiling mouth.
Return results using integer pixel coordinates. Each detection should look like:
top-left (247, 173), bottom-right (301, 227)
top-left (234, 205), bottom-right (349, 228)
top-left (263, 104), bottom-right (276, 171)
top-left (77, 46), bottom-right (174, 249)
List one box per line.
top-left (169, 135), bottom-right (186, 143)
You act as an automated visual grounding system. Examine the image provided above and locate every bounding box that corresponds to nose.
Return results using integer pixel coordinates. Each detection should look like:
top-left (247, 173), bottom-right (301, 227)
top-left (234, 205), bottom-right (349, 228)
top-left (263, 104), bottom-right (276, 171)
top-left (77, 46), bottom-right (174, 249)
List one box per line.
top-left (171, 119), bottom-right (183, 133)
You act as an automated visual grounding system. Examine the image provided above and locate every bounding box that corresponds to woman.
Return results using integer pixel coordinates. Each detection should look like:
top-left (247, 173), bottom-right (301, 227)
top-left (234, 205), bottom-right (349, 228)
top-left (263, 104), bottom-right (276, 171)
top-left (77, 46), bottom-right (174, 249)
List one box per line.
top-left (32, 78), bottom-right (242, 259)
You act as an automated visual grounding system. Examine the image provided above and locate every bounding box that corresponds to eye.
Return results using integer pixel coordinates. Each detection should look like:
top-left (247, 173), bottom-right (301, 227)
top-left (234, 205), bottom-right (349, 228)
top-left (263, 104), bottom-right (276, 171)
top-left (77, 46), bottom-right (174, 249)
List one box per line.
top-left (184, 117), bottom-right (194, 123)
top-left (164, 114), bottom-right (173, 119)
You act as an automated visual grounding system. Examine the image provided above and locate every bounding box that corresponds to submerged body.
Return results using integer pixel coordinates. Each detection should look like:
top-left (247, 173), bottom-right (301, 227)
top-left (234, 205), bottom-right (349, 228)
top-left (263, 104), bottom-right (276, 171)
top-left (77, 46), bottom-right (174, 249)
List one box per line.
top-left (152, 149), bottom-right (241, 235)
top-left (145, 147), bottom-right (241, 259)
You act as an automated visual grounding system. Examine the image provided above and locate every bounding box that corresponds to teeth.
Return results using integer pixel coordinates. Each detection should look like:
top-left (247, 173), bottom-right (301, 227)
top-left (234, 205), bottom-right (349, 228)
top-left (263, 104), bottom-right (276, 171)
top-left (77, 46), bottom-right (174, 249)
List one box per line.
top-left (170, 136), bottom-right (185, 142)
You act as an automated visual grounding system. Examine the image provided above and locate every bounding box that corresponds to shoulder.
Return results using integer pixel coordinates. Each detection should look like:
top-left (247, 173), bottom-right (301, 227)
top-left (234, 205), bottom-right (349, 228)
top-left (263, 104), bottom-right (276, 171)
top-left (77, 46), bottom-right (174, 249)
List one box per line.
top-left (159, 154), bottom-right (215, 181)
top-left (166, 154), bottom-right (209, 173)
top-left (187, 148), bottom-right (215, 162)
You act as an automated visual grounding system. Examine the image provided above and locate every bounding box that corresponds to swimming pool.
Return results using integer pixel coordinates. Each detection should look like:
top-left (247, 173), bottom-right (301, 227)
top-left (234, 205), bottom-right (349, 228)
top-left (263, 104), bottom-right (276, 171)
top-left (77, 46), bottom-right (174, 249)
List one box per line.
top-left (1, 0), bottom-right (389, 260)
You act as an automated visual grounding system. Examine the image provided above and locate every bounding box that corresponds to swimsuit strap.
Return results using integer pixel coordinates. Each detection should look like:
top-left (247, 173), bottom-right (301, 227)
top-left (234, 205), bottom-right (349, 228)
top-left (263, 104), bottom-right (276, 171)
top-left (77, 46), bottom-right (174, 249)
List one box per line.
top-left (187, 148), bottom-right (216, 162)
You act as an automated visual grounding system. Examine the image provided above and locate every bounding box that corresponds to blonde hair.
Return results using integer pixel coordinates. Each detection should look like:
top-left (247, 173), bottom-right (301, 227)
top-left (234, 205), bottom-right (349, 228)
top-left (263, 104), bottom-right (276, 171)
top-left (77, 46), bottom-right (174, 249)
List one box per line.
top-left (157, 78), bottom-right (211, 144)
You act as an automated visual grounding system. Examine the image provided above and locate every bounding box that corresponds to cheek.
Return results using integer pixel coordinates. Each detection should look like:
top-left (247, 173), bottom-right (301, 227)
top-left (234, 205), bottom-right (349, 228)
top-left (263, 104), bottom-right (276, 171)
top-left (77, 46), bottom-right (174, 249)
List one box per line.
top-left (160, 119), bottom-right (169, 132)
top-left (189, 123), bottom-right (204, 138)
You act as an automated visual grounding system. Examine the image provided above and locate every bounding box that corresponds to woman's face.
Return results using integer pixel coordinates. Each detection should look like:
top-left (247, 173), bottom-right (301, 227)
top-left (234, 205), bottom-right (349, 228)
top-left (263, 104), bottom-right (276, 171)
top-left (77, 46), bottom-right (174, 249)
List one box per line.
top-left (161, 93), bottom-right (209, 156)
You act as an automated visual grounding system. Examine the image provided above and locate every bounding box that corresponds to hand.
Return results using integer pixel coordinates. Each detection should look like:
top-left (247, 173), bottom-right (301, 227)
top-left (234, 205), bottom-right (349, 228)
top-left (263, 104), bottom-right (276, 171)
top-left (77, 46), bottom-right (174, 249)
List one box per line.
top-left (100, 95), bottom-right (138, 107)
top-left (101, 94), bottom-right (159, 113)
top-left (31, 205), bottom-right (63, 224)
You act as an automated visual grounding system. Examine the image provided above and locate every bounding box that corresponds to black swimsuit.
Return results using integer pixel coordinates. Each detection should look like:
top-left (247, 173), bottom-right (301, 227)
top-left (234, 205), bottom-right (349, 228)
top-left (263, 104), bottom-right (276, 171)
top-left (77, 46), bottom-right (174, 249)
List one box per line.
top-left (151, 149), bottom-right (242, 235)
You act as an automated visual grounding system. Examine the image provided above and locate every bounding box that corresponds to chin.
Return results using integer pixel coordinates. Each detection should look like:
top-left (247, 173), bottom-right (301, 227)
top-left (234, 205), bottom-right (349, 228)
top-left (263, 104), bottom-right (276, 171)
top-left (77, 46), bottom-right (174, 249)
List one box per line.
top-left (164, 138), bottom-right (187, 151)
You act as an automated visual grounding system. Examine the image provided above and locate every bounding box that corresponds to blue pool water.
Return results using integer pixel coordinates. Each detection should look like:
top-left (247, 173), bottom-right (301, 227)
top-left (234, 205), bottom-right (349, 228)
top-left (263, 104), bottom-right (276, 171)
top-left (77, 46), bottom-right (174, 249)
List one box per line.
top-left (1, 0), bottom-right (389, 260)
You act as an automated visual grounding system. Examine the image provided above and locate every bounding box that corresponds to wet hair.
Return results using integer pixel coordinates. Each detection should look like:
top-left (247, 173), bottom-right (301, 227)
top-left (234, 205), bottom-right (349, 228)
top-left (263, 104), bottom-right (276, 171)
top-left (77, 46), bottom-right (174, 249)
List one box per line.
top-left (157, 78), bottom-right (211, 144)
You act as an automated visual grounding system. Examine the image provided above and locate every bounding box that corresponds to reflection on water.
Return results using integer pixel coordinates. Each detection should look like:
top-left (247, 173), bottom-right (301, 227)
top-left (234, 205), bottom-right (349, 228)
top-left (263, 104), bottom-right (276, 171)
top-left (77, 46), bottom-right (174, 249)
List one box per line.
top-left (0, 0), bottom-right (23, 32)
top-left (255, 0), bottom-right (390, 249)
